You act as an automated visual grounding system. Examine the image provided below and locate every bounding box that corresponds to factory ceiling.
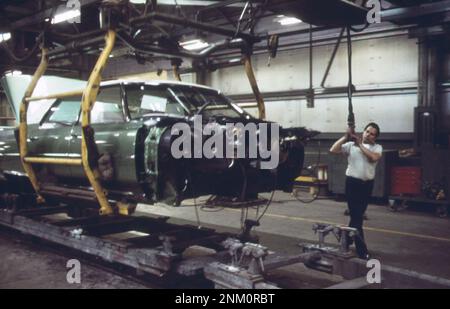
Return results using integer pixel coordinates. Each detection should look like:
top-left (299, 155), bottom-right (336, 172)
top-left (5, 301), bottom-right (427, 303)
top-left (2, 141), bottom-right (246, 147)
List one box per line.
top-left (0, 0), bottom-right (449, 76)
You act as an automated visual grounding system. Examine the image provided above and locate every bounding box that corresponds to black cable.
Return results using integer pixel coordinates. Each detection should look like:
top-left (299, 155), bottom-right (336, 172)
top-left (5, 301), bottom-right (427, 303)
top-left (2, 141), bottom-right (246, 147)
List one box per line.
top-left (321, 27), bottom-right (345, 88)
top-left (200, 197), bottom-right (224, 212)
top-left (1, 5), bottom-right (58, 63)
top-left (234, 1), bottom-right (250, 38)
top-left (316, 140), bottom-right (321, 169)
top-left (237, 160), bottom-right (249, 230)
top-left (185, 164), bottom-right (202, 228)
top-left (256, 171), bottom-right (277, 223)
top-left (350, 22), bottom-right (370, 33)
top-left (346, 26), bottom-right (355, 130)
top-left (309, 24), bottom-right (313, 91)
top-left (1, 31), bottom-right (45, 63)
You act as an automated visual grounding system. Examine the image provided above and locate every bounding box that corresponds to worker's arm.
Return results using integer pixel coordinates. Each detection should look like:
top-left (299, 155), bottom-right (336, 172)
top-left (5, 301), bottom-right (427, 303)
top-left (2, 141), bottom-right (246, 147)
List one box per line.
top-left (353, 135), bottom-right (382, 162)
top-left (359, 144), bottom-right (382, 162)
top-left (329, 135), bottom-right (348, 154)
top-left (330, 128), bottom-right (352, 154)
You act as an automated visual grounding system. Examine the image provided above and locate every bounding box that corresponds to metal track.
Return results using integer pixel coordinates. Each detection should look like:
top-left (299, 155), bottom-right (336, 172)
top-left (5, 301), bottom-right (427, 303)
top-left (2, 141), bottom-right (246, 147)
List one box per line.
top-left (2, 201), bottom-right (450, 289)
top-left (0, 202), bottom-right (320, 288)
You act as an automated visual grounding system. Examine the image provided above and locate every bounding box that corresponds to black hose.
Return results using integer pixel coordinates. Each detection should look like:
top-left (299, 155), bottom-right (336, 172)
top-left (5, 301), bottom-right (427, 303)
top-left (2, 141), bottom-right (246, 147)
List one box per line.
top-left (321, 27), bottom-right (345, 88)
top-left (350, 22), bottom-right (370, 33)
top-left (256, 171), bottom-right (277, 224)
top-left (346, 26), bottom-right (355, 130)
top-left (1, 32), bottom-right (44, 63)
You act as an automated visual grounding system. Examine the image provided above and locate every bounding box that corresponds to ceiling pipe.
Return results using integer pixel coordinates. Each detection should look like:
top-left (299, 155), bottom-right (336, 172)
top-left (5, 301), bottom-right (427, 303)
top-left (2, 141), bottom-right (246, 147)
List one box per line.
top-left (130, 12), bottom-right (261, 44)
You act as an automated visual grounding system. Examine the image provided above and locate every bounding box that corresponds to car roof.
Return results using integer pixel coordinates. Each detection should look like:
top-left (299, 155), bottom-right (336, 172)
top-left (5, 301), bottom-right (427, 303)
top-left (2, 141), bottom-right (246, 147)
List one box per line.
top-left (101, 79), bottom-right (220, 93)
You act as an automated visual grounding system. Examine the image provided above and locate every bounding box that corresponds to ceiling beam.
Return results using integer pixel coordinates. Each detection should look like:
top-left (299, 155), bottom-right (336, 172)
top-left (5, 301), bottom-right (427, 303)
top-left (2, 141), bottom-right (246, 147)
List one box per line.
top-left (130, 12), bottom-right (260, 43)
top-left (381, 0), bottom-right (450, 22)
top-left (130, 0), bottom-right (246, 6)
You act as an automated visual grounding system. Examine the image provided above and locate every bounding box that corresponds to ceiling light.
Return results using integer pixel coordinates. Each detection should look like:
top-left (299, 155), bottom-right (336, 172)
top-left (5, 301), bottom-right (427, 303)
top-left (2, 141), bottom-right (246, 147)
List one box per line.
top-left (52, 9), bottom-right (81, 24)
top-left (0, 33), bottom-right (11, 43)
top-left (180, 39), bottom-right (209, 51)
top-left (229, 58), bottom-right (242, 63)
top-left (276, 15), bottom-right (302, 26)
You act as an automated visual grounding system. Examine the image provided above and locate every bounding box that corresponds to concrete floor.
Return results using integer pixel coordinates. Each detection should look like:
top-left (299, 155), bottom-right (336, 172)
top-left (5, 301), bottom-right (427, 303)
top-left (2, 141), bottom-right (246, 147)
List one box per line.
top-left (1, 191), bottom-right (449, 288)
top-left (139, 192), bottom-right (450, 280)
top-left (0, 228), bottom-right (148, 289)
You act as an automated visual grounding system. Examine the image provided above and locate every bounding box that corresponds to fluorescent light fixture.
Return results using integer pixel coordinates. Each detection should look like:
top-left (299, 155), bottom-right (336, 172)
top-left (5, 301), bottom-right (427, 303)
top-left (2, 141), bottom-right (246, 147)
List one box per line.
top-left (276, 15), bottom-right (302, 26)
top-left (131, 0), bottom-right (244, 5)
top-left (180, 39), bottom-right (209, 51)
top-left (5, 70), bottom-right (22, 76)
top-left (0, 32), bottom-right (11, 43)
top-left (229, 58), bottom-right (242, 63)
top-left (51, 9), bottom-right (81, 24)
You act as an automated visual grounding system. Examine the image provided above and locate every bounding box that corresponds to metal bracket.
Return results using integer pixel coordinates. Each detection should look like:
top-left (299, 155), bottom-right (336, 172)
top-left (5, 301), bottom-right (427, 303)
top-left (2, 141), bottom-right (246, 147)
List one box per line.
top-left (241, 242), bottom-right (268, 275)
top-left (222, 238), bottom-right (244, 267)
top-left (159, 235), bottom-right (175, 255)
top-left (307, 223), bottom-right (359, 257)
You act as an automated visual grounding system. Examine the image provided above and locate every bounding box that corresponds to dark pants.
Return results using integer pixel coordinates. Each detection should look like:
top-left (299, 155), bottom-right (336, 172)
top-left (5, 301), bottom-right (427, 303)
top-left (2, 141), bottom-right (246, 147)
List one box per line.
top-left (345, 176), bottom-right (374, 258)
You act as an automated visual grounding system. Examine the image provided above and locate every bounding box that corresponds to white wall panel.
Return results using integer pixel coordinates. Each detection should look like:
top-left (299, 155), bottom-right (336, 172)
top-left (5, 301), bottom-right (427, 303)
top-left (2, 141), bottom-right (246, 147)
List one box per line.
top-left (210, 36), bottom-right (418, 92)
top-left (210, 35), bottom-right (419, 133)
top-left (240, 93), bottom-right (417, 133)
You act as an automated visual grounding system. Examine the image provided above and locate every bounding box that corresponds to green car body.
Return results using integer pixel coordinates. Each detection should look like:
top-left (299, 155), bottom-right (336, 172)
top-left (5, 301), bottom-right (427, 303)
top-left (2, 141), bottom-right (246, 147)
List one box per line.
top-left (0, 76), bottom-right (316, 207)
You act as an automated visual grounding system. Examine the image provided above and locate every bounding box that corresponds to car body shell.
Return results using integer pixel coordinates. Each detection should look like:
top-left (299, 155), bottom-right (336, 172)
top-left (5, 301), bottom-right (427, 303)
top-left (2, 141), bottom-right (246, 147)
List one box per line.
top-left (0, 76), bottom-right (315, 206)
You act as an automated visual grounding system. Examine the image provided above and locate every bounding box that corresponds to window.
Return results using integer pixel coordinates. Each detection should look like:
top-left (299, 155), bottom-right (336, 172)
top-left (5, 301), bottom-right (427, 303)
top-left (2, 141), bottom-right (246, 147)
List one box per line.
top-left (169, 85), bottom-right (242, 118)
top-left (126, 84), bottom-right (186, 119)
top-left (46, 99), bottom-right (80, 125)
top-left (92, 86), bottom-right (125, 124)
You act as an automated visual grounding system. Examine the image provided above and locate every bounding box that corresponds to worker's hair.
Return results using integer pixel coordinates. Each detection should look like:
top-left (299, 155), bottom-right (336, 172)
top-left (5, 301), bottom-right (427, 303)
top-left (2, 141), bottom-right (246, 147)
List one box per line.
top-left (364, 122), bottom-right (380, 137)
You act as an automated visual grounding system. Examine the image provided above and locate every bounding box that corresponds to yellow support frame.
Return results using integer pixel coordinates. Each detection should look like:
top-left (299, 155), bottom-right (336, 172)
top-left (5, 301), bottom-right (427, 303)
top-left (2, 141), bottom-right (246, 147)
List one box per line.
top-left (24, 157), bottom-right (83, 165)
top-left (25, 90), bottom-right (84, 102)
top-left (19, 30), bottom-right (117, 215)
top-left (19, 48), bottom-right (49, 204)
top-left (243, 55), bottom-right (266, 120)
top-left (81, 30), bottom-right (116, 215)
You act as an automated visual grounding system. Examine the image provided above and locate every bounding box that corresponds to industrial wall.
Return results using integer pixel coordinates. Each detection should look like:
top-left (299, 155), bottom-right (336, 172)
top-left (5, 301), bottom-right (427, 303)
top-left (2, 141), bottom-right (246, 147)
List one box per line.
top-left (206, 34), bottom-right (419, 136)
top-left (442, 52), bottom-right (450, 133)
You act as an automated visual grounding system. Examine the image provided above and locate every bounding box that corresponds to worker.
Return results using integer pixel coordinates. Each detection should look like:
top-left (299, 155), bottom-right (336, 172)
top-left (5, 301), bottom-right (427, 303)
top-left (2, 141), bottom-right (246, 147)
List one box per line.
top-left (329, 122), bottom-right (382, 259)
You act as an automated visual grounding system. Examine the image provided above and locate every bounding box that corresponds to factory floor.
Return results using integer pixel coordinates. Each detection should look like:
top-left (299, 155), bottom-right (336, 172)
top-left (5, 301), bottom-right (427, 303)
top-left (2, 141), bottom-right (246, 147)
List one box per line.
top-left (1, 191), bottom-right (449, 288)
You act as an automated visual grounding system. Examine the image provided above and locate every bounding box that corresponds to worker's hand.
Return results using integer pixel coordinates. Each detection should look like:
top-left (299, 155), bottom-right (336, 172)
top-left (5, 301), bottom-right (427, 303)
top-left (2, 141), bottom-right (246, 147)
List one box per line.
top-left (351, 134), bottom-right (362, 146)
top-left (345, 127), bottom-right (354, 142)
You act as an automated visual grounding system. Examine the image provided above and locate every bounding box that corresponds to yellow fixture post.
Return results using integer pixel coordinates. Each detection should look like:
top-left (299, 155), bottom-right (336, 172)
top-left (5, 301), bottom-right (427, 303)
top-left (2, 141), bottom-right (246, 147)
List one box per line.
top-left (243, 55), bottom-right (266, 120)
top-left (19, 48), bottom-right (49, 204)
top-left (80, 29), bottom-right (116, 216)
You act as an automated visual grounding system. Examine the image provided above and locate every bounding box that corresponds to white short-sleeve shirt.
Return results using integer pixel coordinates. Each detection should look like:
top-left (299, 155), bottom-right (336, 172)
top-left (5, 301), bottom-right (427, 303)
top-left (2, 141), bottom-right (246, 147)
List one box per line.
top-left (341, 142), bottom-right (383, 181)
